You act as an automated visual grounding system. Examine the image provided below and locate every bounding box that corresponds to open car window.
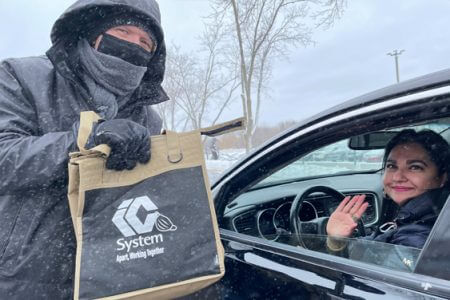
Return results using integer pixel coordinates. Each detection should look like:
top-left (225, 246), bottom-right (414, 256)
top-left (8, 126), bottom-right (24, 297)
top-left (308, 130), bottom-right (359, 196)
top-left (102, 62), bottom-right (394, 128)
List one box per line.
top-left (264, 233), bottom-right (422, 272)
top-left (221, 118), bottom-right (450, 280)
top-left (259, 122), bottom-right (450, 187)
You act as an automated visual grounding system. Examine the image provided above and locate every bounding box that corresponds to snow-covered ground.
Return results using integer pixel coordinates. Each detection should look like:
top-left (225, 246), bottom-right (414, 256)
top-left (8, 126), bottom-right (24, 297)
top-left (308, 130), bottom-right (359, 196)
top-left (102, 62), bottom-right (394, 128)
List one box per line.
top-left (205, 149), bottom-right (246, 183)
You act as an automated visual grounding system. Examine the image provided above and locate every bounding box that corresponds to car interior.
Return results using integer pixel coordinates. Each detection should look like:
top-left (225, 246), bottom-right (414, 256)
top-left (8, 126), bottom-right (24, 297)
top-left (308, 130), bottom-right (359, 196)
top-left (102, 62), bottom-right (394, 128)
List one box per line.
top-left (218, 117), bottom-right (450, 275)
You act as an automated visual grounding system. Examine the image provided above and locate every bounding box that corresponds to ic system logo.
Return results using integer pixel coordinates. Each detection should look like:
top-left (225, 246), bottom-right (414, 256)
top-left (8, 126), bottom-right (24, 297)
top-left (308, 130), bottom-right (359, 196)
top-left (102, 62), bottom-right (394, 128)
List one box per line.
top-left (112, 196), bottom-right (177, 237)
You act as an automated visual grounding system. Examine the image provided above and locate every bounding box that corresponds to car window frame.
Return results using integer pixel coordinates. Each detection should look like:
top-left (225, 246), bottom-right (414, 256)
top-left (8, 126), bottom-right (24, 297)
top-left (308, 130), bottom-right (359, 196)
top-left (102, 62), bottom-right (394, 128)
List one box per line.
top-left (214, 87), bottom-right (450, 297)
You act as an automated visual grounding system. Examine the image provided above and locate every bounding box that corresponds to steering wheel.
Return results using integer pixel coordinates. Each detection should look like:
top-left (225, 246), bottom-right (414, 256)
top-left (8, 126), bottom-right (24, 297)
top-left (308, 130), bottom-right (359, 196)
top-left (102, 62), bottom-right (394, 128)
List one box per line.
top-left (289, 186), bottom-right (366, 248)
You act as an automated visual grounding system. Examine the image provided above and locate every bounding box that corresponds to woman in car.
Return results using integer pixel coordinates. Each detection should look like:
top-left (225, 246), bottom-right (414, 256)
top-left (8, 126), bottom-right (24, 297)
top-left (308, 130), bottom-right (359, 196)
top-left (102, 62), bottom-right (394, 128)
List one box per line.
top-left (326, 129), bottom-right (450, 253)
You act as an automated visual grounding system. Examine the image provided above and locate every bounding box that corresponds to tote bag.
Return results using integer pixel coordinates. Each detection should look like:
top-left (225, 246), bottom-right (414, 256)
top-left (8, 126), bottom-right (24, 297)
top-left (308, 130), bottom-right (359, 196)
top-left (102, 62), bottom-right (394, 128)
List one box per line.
top-left (68, 111), bottom-right (244, 299)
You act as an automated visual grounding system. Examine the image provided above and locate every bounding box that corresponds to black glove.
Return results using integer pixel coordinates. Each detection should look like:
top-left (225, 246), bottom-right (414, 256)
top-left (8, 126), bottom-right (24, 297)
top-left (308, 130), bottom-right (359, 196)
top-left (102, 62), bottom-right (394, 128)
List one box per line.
top-left (86, 119), bottom-right (151, 170)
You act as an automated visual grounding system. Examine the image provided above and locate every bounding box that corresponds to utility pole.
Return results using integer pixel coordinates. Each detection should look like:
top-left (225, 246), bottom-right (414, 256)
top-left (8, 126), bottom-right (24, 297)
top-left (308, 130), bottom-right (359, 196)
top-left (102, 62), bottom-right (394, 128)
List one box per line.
top-left (387, 49), bottom-right (405, 83)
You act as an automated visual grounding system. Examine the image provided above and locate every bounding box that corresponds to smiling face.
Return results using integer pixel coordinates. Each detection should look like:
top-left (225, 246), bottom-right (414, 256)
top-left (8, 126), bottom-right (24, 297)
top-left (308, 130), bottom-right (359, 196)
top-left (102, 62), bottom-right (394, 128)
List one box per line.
top-left (382, 142), bottom-right (447, 206)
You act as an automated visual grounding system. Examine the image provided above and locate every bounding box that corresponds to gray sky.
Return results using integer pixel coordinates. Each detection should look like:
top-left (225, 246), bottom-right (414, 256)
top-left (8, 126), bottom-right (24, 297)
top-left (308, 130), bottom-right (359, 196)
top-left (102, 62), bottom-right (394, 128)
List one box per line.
top-left (1, 0), bottom-right (449, 126)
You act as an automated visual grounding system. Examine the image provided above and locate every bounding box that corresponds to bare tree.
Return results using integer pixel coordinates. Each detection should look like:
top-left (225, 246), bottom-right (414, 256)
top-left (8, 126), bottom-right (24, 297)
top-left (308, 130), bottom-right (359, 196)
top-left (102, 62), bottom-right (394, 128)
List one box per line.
top-left (159, 16), bottom-right (240, 131)
top-left (210, 0), bottom-right (346, 152)
top-left (157, 45), bottom-right (189, 131)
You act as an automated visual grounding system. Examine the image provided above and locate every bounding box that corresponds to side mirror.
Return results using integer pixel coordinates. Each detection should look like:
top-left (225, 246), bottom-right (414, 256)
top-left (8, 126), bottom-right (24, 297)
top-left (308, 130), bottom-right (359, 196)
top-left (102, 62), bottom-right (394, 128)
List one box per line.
top-left (348, 131), bottom-right (398, 150)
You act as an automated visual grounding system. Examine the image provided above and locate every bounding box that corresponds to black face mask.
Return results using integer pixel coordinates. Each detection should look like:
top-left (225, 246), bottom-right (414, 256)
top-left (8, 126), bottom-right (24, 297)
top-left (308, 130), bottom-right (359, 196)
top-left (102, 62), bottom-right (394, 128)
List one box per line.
top-left (96, 33), bottom-right (154, 67)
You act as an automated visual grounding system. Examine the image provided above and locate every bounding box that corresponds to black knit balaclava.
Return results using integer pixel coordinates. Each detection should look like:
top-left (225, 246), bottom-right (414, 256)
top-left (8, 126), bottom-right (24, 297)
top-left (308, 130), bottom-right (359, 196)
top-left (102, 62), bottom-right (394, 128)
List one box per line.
top-left (83, 13), bottom-right (158, 67)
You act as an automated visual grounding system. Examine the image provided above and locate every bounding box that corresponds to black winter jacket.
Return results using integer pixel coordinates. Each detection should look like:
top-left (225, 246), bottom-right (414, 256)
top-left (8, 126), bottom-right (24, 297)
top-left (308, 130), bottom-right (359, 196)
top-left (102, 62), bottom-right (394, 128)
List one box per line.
top-left (0, 1), bottom-right (168, 299)
top-left (368, 188), bottom-right (444, 248)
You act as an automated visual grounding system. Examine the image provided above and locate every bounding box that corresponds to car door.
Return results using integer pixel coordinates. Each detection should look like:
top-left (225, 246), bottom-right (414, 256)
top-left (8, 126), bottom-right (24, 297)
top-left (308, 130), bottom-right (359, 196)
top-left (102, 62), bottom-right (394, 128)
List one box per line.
top-left (205, 82), bottom-right (450, 299)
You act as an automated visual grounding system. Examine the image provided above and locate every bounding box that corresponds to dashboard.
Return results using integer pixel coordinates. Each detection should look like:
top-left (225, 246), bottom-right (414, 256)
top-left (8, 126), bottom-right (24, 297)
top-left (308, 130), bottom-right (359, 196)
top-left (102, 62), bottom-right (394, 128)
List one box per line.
top-left (222, 173), bottom-right (383, 241)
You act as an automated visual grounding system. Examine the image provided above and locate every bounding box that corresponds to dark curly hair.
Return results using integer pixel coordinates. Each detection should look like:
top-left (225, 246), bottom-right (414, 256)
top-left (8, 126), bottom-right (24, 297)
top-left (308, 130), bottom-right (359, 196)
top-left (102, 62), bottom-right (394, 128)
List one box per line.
top-left (382, 129), bottom-right (450, 177)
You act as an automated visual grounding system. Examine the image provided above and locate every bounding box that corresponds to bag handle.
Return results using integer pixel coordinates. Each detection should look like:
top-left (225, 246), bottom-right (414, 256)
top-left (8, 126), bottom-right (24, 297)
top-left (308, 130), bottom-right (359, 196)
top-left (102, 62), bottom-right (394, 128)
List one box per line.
top-left (162, 117), bottom-right (245, 164)
top-left (77, 111), bottom-right (111, 156)
top-left (200, 117), bottom-right (246, 137)
top-left (165, 130), bottom-right (183, 163)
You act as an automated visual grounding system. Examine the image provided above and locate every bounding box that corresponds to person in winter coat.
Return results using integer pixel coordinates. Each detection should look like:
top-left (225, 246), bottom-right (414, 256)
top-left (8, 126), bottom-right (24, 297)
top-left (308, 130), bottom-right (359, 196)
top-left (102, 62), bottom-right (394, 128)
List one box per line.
top-left (326, 129), bottom-right (450, 265)
top-left (0, 0), bottom-right (168, 298)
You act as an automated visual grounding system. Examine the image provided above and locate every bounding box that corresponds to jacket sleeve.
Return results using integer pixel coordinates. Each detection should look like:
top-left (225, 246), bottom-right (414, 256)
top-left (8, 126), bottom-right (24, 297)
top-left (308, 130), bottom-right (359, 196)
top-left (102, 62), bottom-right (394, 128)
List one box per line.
top-left (0, 60), bottom-right (76, 193)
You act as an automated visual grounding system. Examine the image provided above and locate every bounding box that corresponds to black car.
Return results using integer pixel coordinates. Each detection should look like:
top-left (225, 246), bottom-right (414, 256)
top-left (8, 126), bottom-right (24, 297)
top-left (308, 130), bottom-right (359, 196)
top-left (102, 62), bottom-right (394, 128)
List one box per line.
top-left (192, 68), bottom-right (450, 299)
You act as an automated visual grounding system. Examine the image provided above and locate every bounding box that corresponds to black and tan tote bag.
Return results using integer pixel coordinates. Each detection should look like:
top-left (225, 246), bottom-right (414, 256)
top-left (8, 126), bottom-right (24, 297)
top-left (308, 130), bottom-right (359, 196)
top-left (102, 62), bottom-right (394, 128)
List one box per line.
top-left (68, 111), bottom-right (244, 299)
